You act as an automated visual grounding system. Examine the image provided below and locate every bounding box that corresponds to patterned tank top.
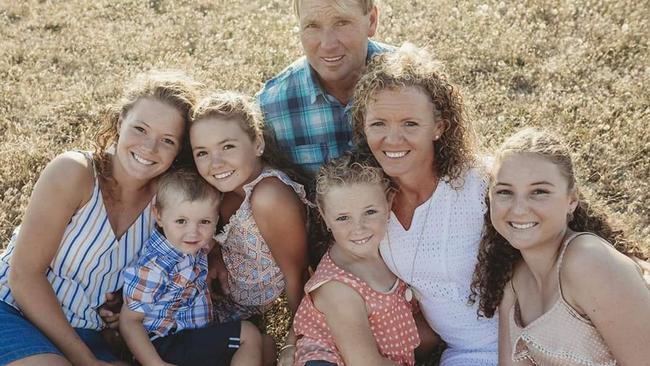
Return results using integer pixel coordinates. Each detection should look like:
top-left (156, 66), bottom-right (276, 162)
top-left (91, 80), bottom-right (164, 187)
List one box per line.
top-left (213, 166), bottom-right (309, 322)
top-left (509, 232), bottom-right (618, 366)
top-left (294, 251), bottom-right (420, 366)
top-left (0, 151), bottom-right (154, 330)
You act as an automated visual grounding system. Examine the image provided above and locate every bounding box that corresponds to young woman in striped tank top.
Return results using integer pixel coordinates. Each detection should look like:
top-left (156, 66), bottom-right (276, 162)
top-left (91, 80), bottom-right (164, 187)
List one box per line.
top-left (0, 70), bottom-right (199, 366)
top-left (470, 128), bottom-right (650, 365)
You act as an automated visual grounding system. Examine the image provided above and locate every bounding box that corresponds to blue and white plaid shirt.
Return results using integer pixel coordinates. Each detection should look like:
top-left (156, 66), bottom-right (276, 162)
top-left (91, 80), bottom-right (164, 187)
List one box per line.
top-left (123, 228), bottom-right (213, 339)
top-left (257, 40), bottom-right (392, 175)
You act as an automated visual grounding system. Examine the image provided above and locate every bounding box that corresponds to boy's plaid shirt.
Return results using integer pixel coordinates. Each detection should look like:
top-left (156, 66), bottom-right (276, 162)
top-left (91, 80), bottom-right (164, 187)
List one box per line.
top-left (123, 228), bottom-right (213, 339)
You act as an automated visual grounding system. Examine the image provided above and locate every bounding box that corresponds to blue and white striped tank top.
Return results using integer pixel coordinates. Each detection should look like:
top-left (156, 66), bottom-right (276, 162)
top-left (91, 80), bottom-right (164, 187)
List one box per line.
top-left (0, 152), bottom-right (155, 330)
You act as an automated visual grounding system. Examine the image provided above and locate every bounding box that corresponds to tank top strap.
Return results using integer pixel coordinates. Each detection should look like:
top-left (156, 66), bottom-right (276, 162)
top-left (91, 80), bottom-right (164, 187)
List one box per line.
top-left (242, 166), bottom-right (312, 207)
top-left (556, 231), bottom-right (592, 301)
top-left (73, 150), bottom-right (98, 180)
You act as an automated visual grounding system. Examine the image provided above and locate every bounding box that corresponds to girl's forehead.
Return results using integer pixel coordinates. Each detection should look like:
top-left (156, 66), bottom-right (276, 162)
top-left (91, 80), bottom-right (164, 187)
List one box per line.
top-left (492, 152), bottom-right (567, 184)
top-left (322, 183), bottom-right (387, 207)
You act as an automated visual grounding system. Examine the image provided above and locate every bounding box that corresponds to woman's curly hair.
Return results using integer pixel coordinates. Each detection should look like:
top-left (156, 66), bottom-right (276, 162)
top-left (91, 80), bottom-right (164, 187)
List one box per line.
top-left (191, 90), bottom-right (309, 188)
top-left (469, 128), bottom-right (648, 318)
top-left (351, 43), bottom-right (477, 188)
top-left (93, 69), bottom-right (200, 181)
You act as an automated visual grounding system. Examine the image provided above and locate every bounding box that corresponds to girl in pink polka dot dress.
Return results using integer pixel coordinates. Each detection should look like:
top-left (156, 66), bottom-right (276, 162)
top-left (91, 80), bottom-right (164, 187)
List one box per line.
top-left (291, 152), bottom-right (420, 366)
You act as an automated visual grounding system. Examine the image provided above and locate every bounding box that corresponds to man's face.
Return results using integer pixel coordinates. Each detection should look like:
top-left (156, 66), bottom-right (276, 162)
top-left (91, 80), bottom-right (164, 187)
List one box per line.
top-left (298, 0), bottom-right (378, 93)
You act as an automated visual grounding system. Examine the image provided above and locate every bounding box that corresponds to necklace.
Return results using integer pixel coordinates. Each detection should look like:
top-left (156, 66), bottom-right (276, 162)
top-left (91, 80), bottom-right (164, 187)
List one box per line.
top-left (386, 180), bottom-right (438, 302)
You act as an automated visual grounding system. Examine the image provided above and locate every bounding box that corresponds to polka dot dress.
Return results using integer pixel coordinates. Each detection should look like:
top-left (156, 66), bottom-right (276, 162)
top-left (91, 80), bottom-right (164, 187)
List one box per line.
top-left (293, 251), bottom-right (420, 365)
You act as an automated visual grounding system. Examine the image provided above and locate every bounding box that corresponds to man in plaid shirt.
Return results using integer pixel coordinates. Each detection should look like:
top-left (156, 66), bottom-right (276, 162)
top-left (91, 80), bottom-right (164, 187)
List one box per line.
top-left (257, 0), bottom-right (391, 177)
top-left (119, 169), bottom-right (264, 366)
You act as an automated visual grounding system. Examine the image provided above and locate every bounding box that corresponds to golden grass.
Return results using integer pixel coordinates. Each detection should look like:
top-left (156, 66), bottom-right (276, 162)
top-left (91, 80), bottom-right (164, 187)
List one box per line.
top-left (0, 1), bottom-right (648, 362)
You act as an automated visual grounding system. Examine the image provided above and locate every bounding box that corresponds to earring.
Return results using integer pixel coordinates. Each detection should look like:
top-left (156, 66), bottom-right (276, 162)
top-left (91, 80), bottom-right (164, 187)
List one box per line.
top-left (434, 135), bottom-right (439, 141)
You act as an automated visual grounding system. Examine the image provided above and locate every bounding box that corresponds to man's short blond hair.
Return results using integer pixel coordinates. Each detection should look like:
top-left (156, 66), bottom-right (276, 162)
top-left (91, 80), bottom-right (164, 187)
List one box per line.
top-left (293, 0), bottom-right (374, 16)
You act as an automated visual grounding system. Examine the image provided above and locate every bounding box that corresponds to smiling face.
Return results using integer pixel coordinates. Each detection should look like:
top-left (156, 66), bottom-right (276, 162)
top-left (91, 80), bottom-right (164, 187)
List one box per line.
top-left (190, 117), bottom-right (264, 195)
top-left (114, 98), bottom-right (185, 182)
top-left (155, 193), bottom-right (219, 255)
top-left (298, 0), bottom-right (377, 96)
top-left (490, 152), bottom-right (578, 252)
top-left (320, 183), bottom-right (390, 255)
top-left (363, 87), bottom-right (446, 181)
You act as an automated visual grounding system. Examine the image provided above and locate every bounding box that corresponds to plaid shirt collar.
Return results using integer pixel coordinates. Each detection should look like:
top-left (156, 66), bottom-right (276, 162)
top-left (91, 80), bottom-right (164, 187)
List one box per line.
top-left (148, 227), bottom-right (199, 272)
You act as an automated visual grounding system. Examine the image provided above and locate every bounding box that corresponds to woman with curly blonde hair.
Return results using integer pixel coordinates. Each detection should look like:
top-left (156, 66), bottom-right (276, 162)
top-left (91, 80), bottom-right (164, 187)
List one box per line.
top-left (351, 43), bottom-right (498, 366)
top-left (470, 128), bottom-right (650, 365)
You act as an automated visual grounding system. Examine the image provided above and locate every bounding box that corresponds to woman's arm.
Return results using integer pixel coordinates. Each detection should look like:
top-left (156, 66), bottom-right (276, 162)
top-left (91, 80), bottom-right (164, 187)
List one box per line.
top-left (9, 152), bottom-right (108, 366)
top-left (251, 178), bottom-right (308, 314)
top-left (119, 305), bottom-right (174, 366)
top-left (312, 281), bottom-right (400, 366)
top-left (251, 178), bottom-right (308, 364)
top-left (498, 282), bottom-right (514, 366)
top-left (562, 235), bottom-right (650, 365)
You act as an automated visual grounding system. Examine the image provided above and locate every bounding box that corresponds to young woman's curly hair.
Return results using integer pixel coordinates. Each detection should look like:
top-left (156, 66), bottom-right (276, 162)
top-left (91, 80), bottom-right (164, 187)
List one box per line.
top-left (469, 128), bottom-right (648, 318)
top-left (351, 43), bottom-right (477, 188)
top-left (93, 69), bottom-right (200, 181)
top-left (191, 90), bottom-right (309, 188)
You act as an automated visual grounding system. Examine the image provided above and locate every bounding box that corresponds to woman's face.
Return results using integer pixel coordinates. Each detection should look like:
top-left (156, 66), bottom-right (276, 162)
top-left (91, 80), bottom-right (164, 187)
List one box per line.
top-left (114, 98), bottom-right (185, 182)
top-left (363, 86), bottom-right (445, 180)
top-left (489, 153), bottom-right (578, 252)
top-left (190, 117), bottom-right (264, 194)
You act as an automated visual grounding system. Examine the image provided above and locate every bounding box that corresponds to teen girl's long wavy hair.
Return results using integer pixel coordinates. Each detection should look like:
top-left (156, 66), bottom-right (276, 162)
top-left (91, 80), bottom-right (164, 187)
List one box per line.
top-left (469, 128), bottom-right (648, 318)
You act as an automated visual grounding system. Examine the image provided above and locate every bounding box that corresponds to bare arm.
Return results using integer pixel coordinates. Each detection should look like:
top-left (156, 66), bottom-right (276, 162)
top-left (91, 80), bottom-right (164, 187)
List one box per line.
top-left (119, 305), bottom-right (174, 366)
top-left (498, 281), bottom-right (533, 366)
top-left (251, 178), bottom-right (308, 314)
top-left (9, 152), bottom-right (109, 366)
top-left (312, 281), bottom-right (400, 366)
top-left (251, 177), bottom-right (308, 352)
top-left (251, 178), bottom-right (308, 365)
top-left (563, 236), bottom-right (650, 365)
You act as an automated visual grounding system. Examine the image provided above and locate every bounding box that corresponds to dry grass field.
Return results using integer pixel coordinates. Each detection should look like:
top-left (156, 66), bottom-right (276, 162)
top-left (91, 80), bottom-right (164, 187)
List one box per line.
top-left (1, 0), bottom-right (648, 361)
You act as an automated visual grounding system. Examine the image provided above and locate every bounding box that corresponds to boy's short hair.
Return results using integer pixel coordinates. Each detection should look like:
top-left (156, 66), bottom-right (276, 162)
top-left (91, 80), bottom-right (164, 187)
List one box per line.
top-left (155, 168), bottom-right (220, 211)
top-left (293, 0), bottom-right (374, 16)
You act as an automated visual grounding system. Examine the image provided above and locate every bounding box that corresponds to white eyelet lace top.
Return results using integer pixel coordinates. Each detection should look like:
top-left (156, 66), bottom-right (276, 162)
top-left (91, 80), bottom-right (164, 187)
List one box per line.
top-left (379, 167), bottom-right (498, 366)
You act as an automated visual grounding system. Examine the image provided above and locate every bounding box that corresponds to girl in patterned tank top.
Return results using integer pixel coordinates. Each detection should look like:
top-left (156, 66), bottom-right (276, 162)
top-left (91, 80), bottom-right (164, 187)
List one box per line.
top-left (292, 151), bottom-right (420, 366)
top-left (190, 91), bottom-right (310, 363)
top-left (470, 128), bottom-right (650, 365)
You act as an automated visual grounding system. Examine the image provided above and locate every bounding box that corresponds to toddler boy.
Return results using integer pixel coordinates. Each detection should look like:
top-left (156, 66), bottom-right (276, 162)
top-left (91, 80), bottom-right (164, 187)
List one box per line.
top-left (120, 169), bottom-right (262, 366)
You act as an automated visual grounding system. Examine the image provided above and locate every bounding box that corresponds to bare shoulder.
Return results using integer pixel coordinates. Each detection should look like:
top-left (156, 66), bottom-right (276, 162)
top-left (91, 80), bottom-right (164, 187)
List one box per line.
top-left (37, 151), bottom-right (94, 204)
top-left (562, 234), bottom-right (634, 282)
top-left (561, 233), bottom-right (641, 304)
top-left (44, 151), bottom-right (93, 183)
top-left (250, 176), bottom-right (304, 213)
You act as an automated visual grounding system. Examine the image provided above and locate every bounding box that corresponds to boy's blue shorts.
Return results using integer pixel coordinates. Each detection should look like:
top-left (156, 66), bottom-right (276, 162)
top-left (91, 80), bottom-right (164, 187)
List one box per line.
top-left (0, 301), bottom-right (118, 365)
top-left (152, 320), bottom-right (241, 366)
